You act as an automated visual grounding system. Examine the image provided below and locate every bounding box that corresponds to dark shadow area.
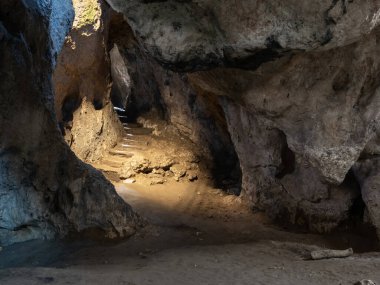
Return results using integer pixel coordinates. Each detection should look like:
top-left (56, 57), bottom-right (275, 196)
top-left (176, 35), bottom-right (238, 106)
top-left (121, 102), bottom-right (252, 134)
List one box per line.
top-left (276, 133), bottom-right (296, 179)
top-left (336, 169), bottom-right (380, 251)
top-left (61, 93), bottom-right (81, 123)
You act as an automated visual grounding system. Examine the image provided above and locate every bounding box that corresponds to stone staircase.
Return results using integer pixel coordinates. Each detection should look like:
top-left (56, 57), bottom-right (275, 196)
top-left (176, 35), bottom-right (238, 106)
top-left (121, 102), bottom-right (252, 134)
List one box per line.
top-left (93, 107), bottom-right (153, 181)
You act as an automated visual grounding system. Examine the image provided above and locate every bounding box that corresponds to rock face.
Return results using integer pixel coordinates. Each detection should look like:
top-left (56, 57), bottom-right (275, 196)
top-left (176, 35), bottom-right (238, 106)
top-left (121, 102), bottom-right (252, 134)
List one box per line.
top-left (106, 0), bottom-right (380, 235)
top-left (0, 0), bottom-right (138, 246)
top-left (2, 0), bottom-right (380, 245)
top-left (109, 44), bottom-right (132, 108)
top-left (65, 98), bottom-right (124, 163)
top-left (106, 0), bottom-right (380, 71)
top-left (354, 155), bottom-right (380, 238)
top-left (108, 14), bottom-right (242, 190)
top-left (53, 0), bottom-right (123, 163)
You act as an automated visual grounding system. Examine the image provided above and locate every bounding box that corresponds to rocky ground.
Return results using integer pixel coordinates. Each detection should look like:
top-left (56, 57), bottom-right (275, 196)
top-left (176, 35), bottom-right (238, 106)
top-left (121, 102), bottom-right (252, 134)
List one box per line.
top-left (0, 180), bottom-right (379, 285)
top-left (92, 113), bottom-right (208, 188)
top-left (1, 121), bottom-right (379, 284)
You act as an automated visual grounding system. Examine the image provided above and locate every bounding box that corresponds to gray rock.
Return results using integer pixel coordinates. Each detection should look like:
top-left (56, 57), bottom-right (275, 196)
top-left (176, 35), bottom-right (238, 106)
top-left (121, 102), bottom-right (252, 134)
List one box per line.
top-left (353, 157), bottom-right (380, 238)
top-left (110, 44), bottom-right (132, 108)
top-left (106, 0), bottom-right (380, 71)
top-left (104, 4), bottom-right (380, 234)
top-left (0, 0), bottom-right (139, 246)
top-left (53, 0), bottom-right (124, 164)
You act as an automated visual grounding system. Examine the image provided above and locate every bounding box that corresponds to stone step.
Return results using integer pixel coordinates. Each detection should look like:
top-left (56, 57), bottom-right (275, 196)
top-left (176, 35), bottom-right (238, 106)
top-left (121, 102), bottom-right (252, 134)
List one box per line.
top-left (100, 159), bottom-right (124, 168)
top-left (114, 144), bottom-right (147, 153)
top-left (93, 163), bottom-right (120, 173)
top-left (102, 154), bottom-right (127, 163)
top-left (122, 137), bottom-right (139, 143)
top-left (122, 137), bottom-right (151, 147)
top-left (117, 143), bottom-right (146, 151)
top-left (122, 122), bottom-right (143, 128)
top-left (123, 127), bottom-right (153, 136)
top-left (108, 149), bottom-right (134, 158)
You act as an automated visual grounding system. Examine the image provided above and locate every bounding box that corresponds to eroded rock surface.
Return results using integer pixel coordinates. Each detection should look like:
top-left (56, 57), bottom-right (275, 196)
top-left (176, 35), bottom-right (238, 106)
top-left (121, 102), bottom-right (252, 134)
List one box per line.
top-left (188, 36), bottom-right (380, 232)
top-left (65, 98), bottom-right (124, 163)
top-left (106, 0), bottom-right (380, 70)
top-left (53, 0), bottom-right (123, 163)
top-left (106, 1), bottom-right (380, 235)
top-left (110, 44), bottom-right (132, 108)
top-left (0, 0), bottom-right (139, 246)
top-left (108, 14), bottom-right (241, 190)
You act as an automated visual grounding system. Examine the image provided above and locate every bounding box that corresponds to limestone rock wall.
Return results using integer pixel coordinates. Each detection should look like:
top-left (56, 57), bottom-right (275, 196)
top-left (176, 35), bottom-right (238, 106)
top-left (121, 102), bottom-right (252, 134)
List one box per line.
top-left (106, 0), bottom-right (380, 236)
top-left (108, 15), bottom-right (241, 190)
top-left (106, 0), bottom-right (380, 71)
top-left (65, 98), bottom-right (123, 163)
top-left (53, 0), bottom-right (123, 163)
top-left (188, 32), bottom-right (380, 232)
top-left (0, 0), bottom-right (138, 246)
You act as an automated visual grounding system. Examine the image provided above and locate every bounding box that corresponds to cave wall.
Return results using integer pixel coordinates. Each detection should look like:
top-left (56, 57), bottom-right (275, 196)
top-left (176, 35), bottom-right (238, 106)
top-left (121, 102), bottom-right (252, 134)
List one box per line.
top-left (2, 0), bottom-right (379, 245)
top-left (108, 13), bottom-right (241, 190)
top-left (106, 0), bottom-right (380, 70)
top-left (53, 0), bottom-right (123, 163)
top-left (105, 0), bottom-right (380, 236)
top-left (0, 0), bottom-right (138, 246)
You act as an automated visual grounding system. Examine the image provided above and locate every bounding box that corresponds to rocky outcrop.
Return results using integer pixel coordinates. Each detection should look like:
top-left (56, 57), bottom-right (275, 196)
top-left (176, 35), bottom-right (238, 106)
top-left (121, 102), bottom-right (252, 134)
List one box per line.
top-left (0, 0), bottom-right (139, 246)
top-left (65, 98), bottom-right (124, 163)
top-left (106, 1), bottom-right (380, 235)
top-left (53, 0), bottom-right (123, 163)
top-left (188, 33), bottom-right (380, 232)
top-left (221, 100), bottom-right (360, 232)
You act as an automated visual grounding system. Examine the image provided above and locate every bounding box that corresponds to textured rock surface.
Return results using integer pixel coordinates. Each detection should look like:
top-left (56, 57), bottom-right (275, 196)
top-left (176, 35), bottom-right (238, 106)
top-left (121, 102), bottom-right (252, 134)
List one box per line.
top-left (106, 1), bottom-right (380, 235)
top-left (106, 0), bottom-right (380, 71)
top-left (109, 44), bottom-right (132, 108)
top-left (189, 34), bottom-right (380, 186)
top-left (108, 13), bottom-right (164, 119)
top-left (54, 0), bottom-right (109, 122)
top-left (354, 157), bottom-right (380, 238)
top-left (53, 0), bottom-right (123, 163)
top-left (188, 35), bottom-right (380, 231)
top-left (2, 0), bottom-right (380, 245)
top-left (221, 100), bottom-right (360, 232)
top-left (108, 15), bottom-right (241, 190)
top-left (65, 98), bottom-right (123, 163)
top-left (0, 0), bottom-right (139, 246)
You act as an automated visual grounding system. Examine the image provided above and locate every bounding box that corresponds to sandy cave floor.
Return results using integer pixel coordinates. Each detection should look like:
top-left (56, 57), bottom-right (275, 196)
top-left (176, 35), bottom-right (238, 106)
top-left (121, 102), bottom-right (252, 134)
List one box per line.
top-left (1, 180), bottom-right (380, 285)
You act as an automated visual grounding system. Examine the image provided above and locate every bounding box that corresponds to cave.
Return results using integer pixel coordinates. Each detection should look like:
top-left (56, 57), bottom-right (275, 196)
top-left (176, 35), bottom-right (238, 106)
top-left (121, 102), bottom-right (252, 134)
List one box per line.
top-left (1, 0), bottom-right (380, 284)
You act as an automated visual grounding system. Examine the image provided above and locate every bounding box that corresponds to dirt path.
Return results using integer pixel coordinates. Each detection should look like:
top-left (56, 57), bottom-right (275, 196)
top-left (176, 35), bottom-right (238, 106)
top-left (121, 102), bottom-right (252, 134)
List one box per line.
top-left (0, 115), bottom-right (378, 284)
top-left (1, 181), bottom-right (379, 284)
top-left (1, 241), bottom-right (380, 285)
